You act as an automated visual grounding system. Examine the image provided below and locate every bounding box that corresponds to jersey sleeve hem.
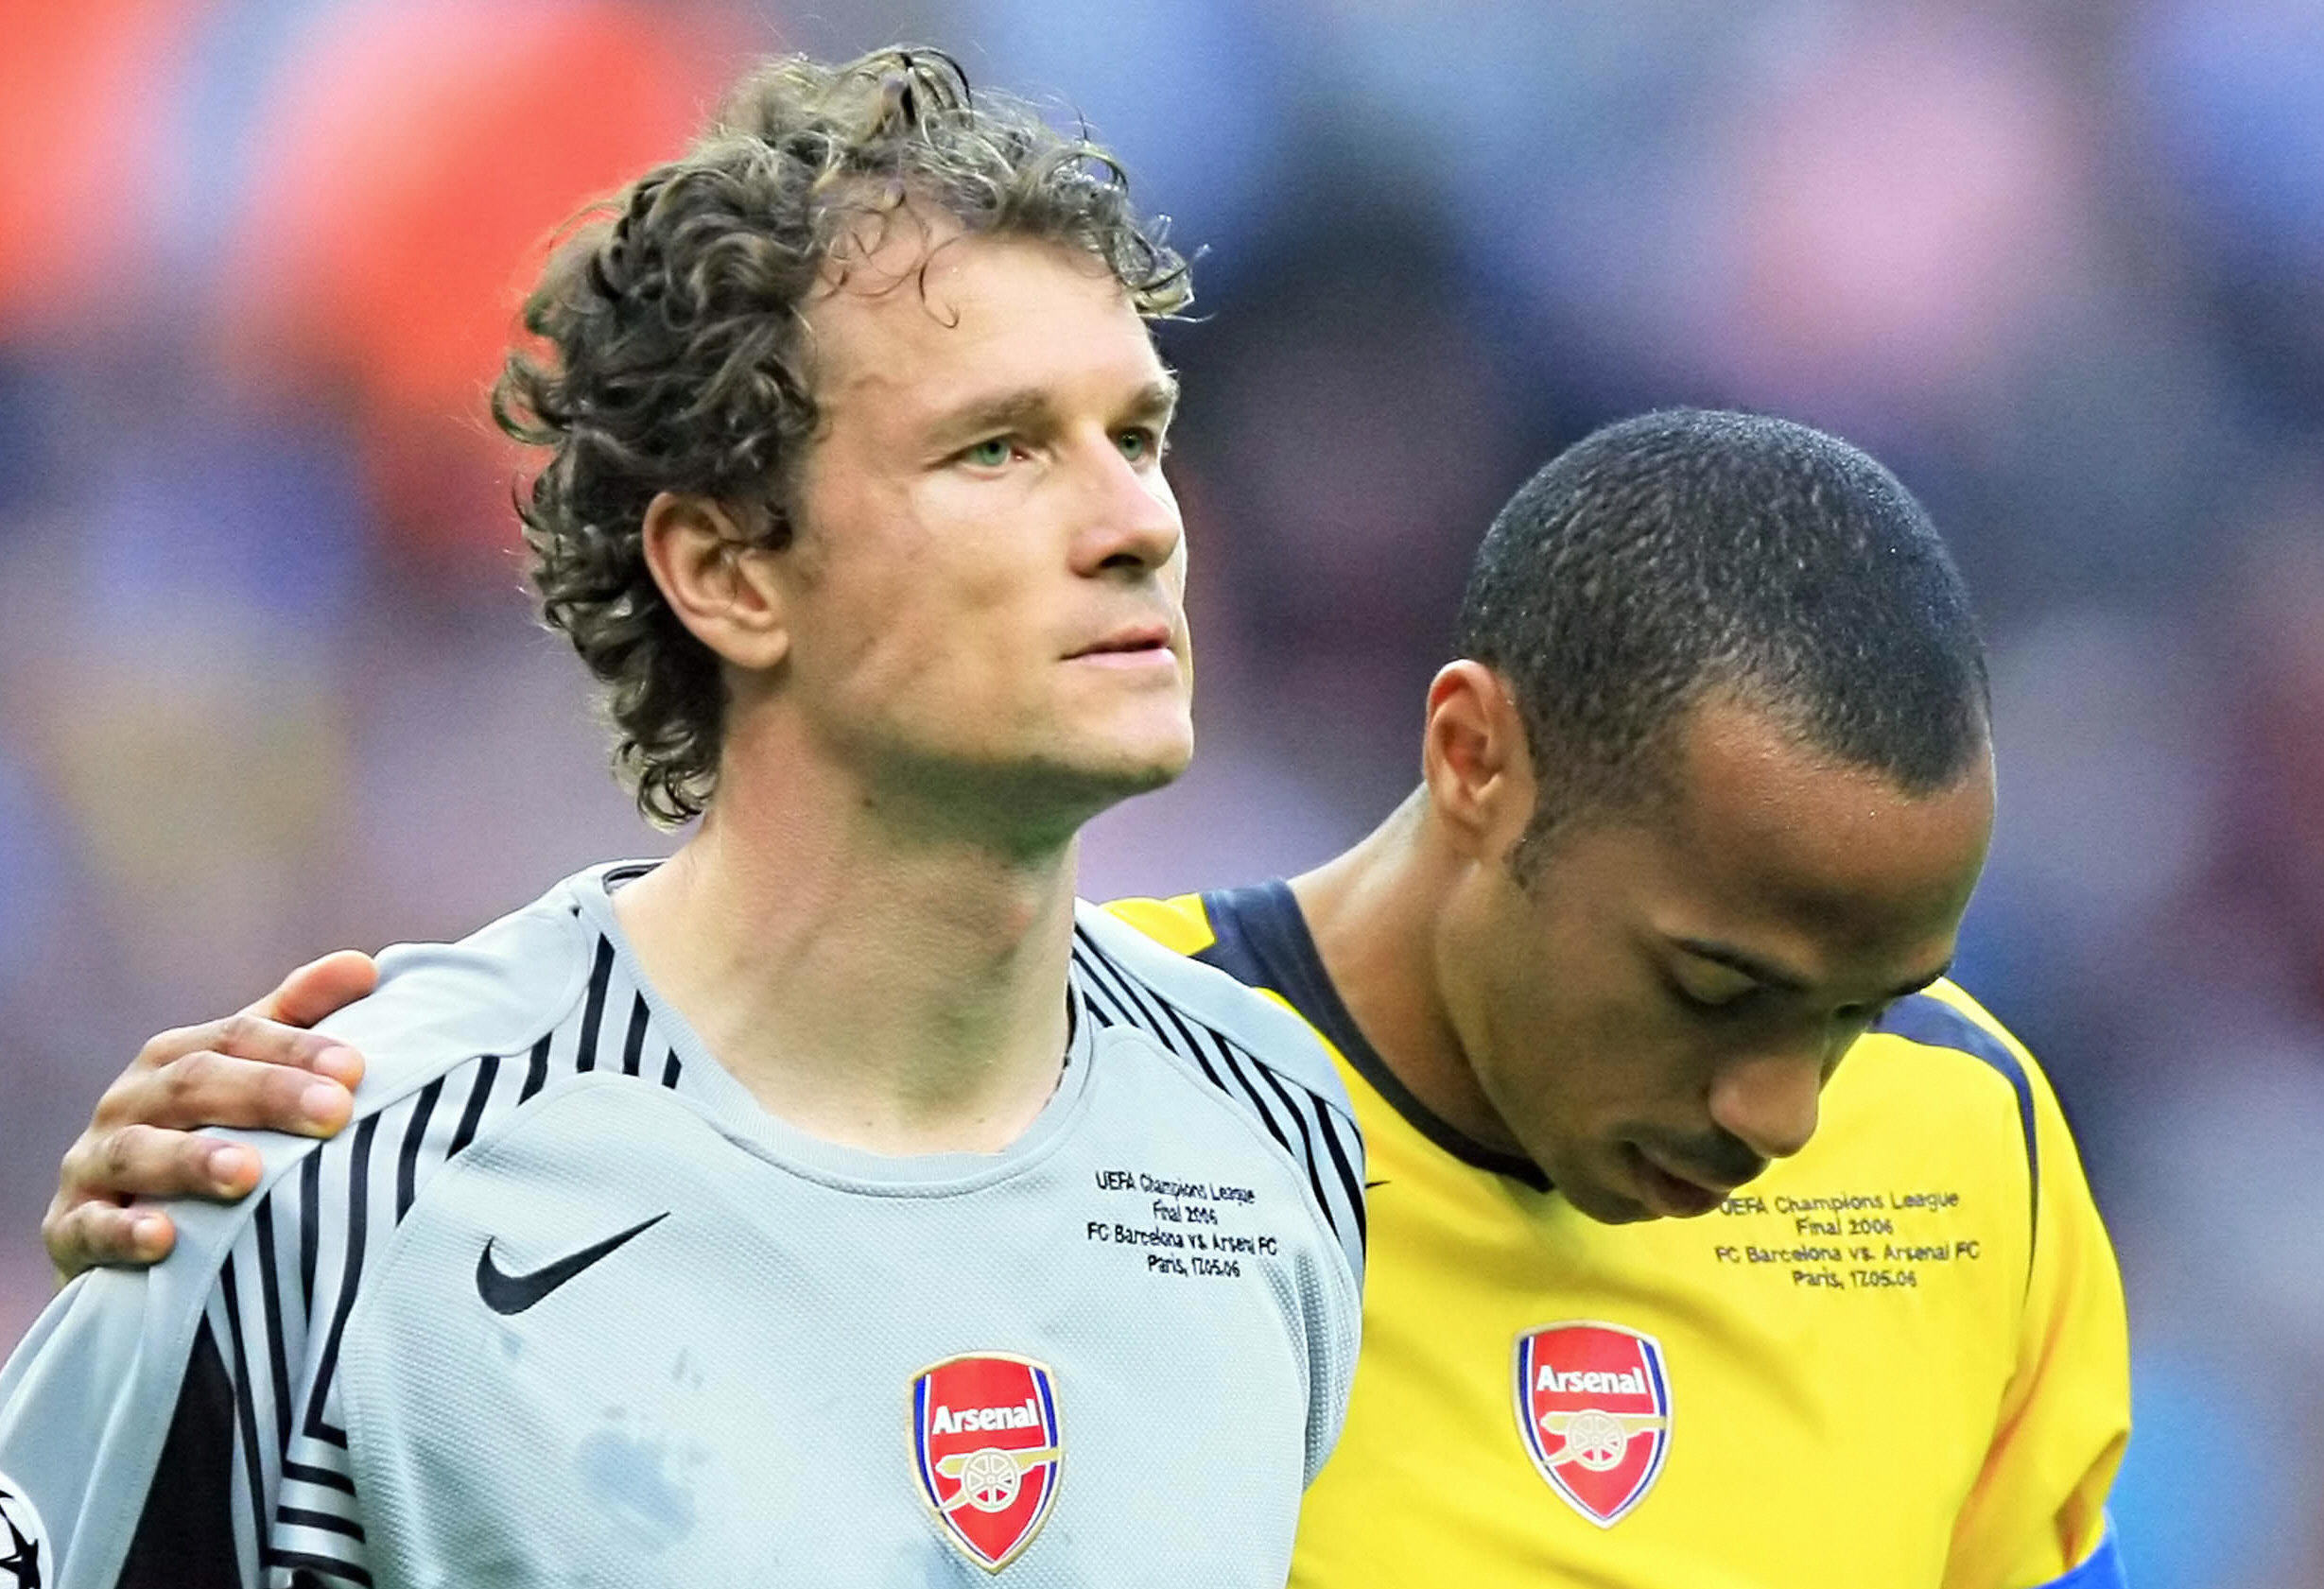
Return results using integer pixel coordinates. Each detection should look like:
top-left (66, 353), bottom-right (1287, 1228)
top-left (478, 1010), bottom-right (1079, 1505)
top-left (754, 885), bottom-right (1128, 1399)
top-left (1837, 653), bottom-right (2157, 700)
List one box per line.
top-left (2035, 1517), bottom-right (2125, 1589)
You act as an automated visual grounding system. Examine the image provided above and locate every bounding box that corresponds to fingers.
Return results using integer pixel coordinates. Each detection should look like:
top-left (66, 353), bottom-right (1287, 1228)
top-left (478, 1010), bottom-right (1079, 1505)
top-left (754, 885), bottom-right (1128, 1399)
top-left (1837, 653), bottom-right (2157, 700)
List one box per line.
top-left (60, 1021), bottom-right (354, 1235)
top-left (47, 1120), bottom-right (264, 1283)
top-left (46, 958), bottom-right (380, 1286)
top-left (248, 950), bottom-right (377, 1033)
top-left (65, 1120), bottom-right (267, 1203)
top-left (98, 1041), bottom-right (358, 1137)
top-left (44, 1197), bottom-right (177, 1284)
top-left (125, 1010), bottom-right (359, 1087)
top-left (114, 1006), bottom-right (364, 1108)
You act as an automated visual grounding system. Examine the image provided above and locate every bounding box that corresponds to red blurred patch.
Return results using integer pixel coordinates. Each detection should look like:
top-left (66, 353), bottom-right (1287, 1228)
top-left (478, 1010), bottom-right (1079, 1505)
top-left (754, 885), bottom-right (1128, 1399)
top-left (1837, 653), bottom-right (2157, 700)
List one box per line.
top-left (0, 0), bottom-right (200, 335)
top-left (217, 1), bottom-right (732, 579)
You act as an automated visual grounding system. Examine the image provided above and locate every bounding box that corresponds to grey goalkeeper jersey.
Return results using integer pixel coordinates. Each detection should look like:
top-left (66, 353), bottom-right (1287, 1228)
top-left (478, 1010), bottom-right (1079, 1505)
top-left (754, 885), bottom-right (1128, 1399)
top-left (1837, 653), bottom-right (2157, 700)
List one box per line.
top-left (0, 864), bottom-right (1365, 1589)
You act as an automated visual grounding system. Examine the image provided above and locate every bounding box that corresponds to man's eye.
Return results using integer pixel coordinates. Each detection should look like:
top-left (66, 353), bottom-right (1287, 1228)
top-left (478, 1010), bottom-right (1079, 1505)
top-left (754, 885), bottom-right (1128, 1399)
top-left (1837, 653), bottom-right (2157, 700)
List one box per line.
top-left (1671, 977), bottom-right (1758, 1015)
top-left (1117, 427), bottom-right (1164, 463)
top-left (963, 438), bottom-right (1014, 468)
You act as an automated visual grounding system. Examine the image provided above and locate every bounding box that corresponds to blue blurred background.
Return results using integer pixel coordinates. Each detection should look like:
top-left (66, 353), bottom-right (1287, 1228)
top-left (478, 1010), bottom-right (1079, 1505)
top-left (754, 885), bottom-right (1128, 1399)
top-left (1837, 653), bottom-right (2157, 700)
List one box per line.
top-left (1, 1), bottom-right (2319, 1580)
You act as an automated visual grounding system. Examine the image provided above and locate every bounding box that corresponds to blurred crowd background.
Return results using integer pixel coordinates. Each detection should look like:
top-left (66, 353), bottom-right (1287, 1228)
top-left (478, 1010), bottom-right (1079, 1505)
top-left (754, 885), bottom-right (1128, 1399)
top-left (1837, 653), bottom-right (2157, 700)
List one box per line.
top-left (2, 0), bottom-right (2319, 1580)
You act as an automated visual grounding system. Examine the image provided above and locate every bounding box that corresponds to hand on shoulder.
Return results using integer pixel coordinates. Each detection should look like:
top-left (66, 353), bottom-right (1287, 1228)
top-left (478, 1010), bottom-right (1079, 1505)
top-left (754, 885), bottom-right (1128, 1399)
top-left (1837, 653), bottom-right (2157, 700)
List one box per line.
top-left (43, 951), bottom-right (376, 1283)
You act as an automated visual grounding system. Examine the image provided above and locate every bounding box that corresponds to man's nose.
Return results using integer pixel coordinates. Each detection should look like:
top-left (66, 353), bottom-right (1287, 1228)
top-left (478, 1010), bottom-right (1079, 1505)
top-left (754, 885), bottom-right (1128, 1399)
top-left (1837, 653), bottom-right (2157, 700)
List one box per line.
top-left (1069, 439), bottom-right (1181, 577)
top-left (1707, 1049), bottom-right (1824, 1163)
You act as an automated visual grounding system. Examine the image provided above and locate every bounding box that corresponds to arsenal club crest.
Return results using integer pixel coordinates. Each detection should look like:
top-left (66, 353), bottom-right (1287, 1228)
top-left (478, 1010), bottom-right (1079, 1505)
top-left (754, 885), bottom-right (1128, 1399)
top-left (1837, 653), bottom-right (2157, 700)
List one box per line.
top-left (1513, 1321), bottom-right (1672, 1528)
top-left (911, 1353), bottom-right (1062, 1571)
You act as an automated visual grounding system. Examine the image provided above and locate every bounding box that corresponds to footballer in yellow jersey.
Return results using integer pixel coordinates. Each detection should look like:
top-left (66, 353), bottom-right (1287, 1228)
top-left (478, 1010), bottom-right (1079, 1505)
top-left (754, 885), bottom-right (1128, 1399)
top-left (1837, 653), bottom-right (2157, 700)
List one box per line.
top-left (1110, 881), bottom-right (2128, 1589)
top-left (1093, 411), bottom-right (2127, 1588)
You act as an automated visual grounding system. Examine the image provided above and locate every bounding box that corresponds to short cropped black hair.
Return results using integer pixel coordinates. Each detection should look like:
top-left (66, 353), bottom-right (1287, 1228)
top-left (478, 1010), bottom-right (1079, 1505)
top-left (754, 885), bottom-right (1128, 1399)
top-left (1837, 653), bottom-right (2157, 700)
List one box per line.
top-left (1452, 408), bottom-right (1988, 874)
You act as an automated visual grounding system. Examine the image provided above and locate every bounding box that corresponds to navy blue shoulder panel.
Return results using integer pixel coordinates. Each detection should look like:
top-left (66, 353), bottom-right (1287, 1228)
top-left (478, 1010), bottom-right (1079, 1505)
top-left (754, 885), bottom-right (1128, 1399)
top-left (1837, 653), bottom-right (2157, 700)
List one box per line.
top-left (1188, 883), bottom-right (1276, 994)
top-left (1197, 881), bottom-right (1550, 1189)
top-left (1872, 993), bottom-right (2039, 1252)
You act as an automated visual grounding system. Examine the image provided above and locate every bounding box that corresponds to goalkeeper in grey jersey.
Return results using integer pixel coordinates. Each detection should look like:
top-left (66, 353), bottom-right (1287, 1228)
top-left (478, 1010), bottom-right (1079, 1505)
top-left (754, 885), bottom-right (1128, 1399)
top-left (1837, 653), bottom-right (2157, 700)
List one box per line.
top-left (0, 49), bottom-right (1361, 1589)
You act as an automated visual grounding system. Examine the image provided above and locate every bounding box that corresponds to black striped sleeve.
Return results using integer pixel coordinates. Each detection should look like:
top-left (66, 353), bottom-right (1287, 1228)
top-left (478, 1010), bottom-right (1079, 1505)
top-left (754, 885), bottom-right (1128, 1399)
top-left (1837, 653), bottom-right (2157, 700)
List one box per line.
top-left (573, 937), bottom-right (616, 1072)
top-left (105, 1168), bottom-right (356, 1589)
top-left (618, 993), bottom-right (650, 1077)
top-left (211, 959), bottom-right (703, 1583)
top-left (1071, 928), bottom-right (1368, 1278)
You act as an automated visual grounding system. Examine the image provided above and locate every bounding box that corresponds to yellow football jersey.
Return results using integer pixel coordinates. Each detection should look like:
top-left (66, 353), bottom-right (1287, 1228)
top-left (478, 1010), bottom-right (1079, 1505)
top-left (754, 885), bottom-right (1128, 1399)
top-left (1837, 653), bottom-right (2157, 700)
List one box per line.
top-left (1108, 882), bottom-right (2130, 1589)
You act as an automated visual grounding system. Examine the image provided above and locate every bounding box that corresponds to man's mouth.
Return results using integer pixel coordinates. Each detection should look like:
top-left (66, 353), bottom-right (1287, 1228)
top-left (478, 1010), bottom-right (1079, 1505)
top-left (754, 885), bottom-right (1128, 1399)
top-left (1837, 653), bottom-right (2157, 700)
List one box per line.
top-left (1625, 1143), bottom-right (1745, 1218)
top-left (1067, 624), bottom-right (1173, 662)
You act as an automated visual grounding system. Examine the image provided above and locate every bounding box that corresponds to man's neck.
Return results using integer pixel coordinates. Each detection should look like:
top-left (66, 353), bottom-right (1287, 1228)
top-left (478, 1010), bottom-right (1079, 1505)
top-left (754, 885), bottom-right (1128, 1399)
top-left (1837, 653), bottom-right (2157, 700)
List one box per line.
top-left (612, 745), bottom-right (1082, 1157)
top-left (1288, 791), bottom-right (1526, 1157)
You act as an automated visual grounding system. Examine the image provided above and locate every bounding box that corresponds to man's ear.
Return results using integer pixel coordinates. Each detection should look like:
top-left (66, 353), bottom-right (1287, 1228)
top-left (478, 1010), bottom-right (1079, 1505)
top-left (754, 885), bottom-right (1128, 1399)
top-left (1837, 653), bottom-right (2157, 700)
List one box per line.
top-left (639, 492), bottom-right (792, 672)
top-left (1421, 660), bottom-right (1536, 864)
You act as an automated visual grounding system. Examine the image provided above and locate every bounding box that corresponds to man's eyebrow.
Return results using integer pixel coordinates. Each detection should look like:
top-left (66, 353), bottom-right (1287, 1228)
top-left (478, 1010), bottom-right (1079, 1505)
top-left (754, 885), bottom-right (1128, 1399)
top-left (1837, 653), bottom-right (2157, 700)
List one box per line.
top-left (1671, 938), bottom-right (1951, 1004)
top-left (1126, 375), bottom-right (1180, 424)
top-left (932, 389), bottom-right (1054, 443)
top-left (926, 377), bottom-right (1177, 447)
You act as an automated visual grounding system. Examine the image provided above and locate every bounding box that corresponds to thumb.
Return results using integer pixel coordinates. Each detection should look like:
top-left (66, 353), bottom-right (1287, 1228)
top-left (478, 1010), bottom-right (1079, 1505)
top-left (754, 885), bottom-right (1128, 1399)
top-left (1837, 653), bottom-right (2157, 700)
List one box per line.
top-left (244, 950), bottom-right (379, 1029)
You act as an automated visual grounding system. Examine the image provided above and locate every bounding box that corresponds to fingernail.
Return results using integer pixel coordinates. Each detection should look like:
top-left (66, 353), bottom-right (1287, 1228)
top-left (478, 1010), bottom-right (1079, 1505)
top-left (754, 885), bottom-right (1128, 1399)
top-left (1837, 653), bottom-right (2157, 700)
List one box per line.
top-left (317, 1045), bottom-right (361, 1081)
top-left (303, 1079), bottom-right (347, 1123)
top-left (132, 1215), bottom-right (169, 1252)
top-left (209, 1146), bottom-right (251, 1187)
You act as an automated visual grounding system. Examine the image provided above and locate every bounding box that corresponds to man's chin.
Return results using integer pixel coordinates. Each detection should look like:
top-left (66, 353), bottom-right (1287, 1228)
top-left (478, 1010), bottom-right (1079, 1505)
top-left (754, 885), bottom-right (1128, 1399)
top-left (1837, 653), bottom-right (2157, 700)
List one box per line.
top-left (1539, 1149), bottom-right (1661, 1226)
top-left (978, 742), bottom-right (1188, 840)
top-left (1069, 726), bottom-right (1193, 798)
top-left (1560, 1182), bottom-right (1659, 1226)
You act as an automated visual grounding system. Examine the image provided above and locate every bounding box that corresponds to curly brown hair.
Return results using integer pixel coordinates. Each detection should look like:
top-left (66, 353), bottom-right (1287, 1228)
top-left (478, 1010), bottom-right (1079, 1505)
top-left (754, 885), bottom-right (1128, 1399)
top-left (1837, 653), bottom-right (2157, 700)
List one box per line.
top-left (492, 47), bottom-right (1193, 825)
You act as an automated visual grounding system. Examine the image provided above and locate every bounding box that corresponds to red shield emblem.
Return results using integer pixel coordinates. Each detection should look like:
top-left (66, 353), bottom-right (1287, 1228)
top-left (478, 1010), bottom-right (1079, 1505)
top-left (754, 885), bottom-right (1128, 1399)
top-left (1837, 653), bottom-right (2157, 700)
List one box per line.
top-left (1514, 1321), bottom-right (1672, 1528)
top-left (911, 1353), bottom-right (1062, 1571)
